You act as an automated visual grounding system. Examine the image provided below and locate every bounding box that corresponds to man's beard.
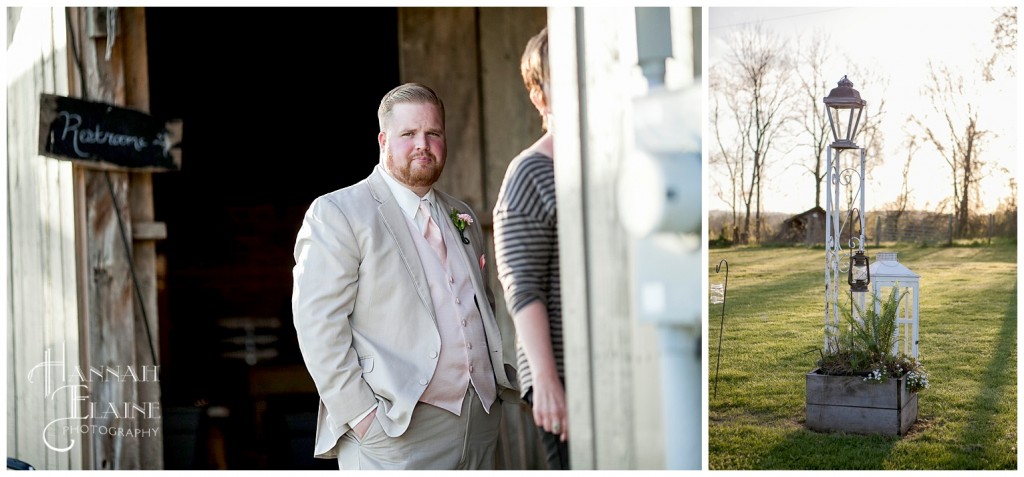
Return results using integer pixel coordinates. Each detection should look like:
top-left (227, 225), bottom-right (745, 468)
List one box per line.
top-left (387, 150), bottom-right (443, 188)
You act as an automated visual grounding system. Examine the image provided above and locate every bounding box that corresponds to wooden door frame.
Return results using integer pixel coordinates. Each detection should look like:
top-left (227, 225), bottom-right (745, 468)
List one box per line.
top-left (65, 6), bottom-right (164, 469)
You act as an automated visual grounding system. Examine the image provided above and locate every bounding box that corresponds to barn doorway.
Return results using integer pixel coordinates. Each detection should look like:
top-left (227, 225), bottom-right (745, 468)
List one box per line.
top-left (145, 7), bottom-right (399, 469)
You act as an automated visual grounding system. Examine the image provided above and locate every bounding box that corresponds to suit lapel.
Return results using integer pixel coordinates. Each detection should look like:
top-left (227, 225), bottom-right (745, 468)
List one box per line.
top-left (368, 170), bottom-right (435, 320)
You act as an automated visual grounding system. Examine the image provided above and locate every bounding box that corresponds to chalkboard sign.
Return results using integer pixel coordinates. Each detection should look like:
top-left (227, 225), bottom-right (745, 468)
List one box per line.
top-left (38, 94), bottom-right (182, 171)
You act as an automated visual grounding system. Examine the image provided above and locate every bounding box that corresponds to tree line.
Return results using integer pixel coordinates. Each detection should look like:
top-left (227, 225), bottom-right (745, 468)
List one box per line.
top-left (710, 8), bottom-right (1017, 244)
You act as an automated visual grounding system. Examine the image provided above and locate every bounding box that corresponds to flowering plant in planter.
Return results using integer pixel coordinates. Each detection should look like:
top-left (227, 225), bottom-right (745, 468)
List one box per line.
top-left (815, 285), bottom-right (930, 393)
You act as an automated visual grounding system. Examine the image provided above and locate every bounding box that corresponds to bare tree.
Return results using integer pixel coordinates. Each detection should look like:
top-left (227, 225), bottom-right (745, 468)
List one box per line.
top-left (844, 63), bottom-right (889, 179)
top-left (884, 129), bottom-right (920, 239)
top-left (709, 63), bottom-right (746, 240)
top-left (794, 30), bottom-right (832, 210)
top-left (995, 174), bottom-right (1017, 237)
top-left (910, 61), bottom-right (991, 237)
top-left (984, 6), bottom-right (1017, 81)
top-left (710, 23), bottom-right (795, 243)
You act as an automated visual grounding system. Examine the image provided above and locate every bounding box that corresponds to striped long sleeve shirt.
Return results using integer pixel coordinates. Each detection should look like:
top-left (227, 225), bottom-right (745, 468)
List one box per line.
top-left (492, 151), bottom-right (561, 398)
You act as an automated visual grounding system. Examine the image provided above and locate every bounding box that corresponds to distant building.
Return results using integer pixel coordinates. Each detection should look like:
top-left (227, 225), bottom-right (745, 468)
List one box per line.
top-left (773, 206), bottom-right (826, 244)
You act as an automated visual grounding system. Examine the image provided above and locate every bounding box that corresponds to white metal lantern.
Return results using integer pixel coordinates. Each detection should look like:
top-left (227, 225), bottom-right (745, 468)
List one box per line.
top-left (869, 252), bottom-right (921, 358)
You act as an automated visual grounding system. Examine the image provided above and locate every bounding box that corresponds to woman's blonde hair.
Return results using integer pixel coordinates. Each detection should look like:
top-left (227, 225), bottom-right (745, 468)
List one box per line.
top-left (520, 26), bottom-right (549, 95)
top-left (520, 27), bottom-right (550, 129)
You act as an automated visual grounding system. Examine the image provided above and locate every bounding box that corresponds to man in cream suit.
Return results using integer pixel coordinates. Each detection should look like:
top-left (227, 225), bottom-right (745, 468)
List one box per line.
top-left (292, 83), bottom-right (518, 470)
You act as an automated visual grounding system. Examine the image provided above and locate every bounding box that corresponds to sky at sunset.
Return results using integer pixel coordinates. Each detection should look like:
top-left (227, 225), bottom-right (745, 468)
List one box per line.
top-left (707, 6), bottom-right (1018, 215)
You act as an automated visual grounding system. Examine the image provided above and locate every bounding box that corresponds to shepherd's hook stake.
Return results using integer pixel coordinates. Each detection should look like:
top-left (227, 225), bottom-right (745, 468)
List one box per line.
top-left (713, 259), bottom-right (729, 400)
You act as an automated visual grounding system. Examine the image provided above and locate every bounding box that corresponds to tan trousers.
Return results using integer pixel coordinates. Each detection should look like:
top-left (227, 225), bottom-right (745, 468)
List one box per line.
top-left (336, 386), bottom-right (501, 470)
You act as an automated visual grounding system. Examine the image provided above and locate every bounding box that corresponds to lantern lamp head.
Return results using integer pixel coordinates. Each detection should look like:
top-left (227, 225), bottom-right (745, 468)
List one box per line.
top-left (823, 75), bottom-right (866, 150)
top-left (849, 249), bottom-right (870, 293)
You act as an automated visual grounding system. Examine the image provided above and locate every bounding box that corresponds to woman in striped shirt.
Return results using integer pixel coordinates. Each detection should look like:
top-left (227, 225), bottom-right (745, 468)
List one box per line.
top-left (493, 26), bottom-right (569, 470)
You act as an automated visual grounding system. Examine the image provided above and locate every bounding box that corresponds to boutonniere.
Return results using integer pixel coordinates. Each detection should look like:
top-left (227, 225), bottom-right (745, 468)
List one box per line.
top-left (449, 208), bottom-right (473, 244)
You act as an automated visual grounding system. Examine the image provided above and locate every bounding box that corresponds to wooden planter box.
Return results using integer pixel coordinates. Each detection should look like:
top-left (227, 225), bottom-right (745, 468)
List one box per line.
top-left (805, 368), bottom-right (918, 436)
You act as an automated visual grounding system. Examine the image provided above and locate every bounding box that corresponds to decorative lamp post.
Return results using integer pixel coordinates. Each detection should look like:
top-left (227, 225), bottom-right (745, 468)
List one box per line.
top-left (869, 252), bottom-right (921, 358)
top-left (807, 77), bottom-right (920, 439)
top-left (823, 76), bottom-right (868, 352)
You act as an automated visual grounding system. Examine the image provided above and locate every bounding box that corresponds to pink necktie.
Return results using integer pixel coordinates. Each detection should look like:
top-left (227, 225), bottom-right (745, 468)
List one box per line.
top-left (420, 200), bottom-right (447, 266)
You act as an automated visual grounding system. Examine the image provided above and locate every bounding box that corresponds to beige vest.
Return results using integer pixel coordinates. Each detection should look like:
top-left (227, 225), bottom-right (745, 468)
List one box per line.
top-left (407, 212), bottom-right (497, 415)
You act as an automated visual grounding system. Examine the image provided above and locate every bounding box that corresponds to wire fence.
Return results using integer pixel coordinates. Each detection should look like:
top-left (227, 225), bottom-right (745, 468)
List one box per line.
top-left (711, 208), bottom-right (1017, 246)
top-left (871, 209), bottom-right (1017, 245)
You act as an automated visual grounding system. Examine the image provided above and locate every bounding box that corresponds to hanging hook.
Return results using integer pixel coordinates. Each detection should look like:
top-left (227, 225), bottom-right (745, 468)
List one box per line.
top-left (104, 7), bottom-right (118, 61)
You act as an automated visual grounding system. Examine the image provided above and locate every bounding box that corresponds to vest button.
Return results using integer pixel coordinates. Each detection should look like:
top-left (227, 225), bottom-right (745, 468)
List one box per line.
top-left (419, 378), bottom-right (428, 386)
top-left (456, 298), bottom-right (461, 304)
top-left (461, 320), bottom-right (467, 326)
top-left (429, 351), bottom-right (438, 359)
top-left (449, 276), bottom-right (454, 284)
top-left (466, 343), bottom-right (472, 349)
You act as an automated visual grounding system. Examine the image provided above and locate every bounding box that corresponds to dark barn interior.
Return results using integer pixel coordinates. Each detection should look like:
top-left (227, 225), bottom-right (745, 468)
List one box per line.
top-left (145, 7), bottom-right (399, 469)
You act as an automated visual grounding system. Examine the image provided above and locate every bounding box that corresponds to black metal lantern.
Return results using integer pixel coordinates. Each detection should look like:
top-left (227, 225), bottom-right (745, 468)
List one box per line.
top-left (848, 249), bottom-right (870, 293)
top-left (823, 75), bottom-right (866, 150)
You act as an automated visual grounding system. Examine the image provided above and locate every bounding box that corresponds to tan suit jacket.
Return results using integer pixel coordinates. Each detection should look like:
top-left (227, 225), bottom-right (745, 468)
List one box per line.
top-left (292, 167), bottom-right (518, 458)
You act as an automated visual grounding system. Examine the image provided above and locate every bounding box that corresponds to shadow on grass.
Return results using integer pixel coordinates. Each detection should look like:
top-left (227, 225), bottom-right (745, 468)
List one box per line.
top-left (952, 283), bottom-right (1017, 468)
top-left (755, 429), bottom-right (900, 469)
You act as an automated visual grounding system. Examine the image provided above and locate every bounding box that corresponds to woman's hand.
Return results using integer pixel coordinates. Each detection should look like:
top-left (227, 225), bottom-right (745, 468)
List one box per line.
top-left (531, 373), bottom-right (568, 442)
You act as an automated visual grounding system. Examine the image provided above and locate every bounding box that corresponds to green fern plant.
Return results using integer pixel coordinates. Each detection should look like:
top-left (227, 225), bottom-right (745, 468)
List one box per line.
top-left (816, 284), bottom-right (929, 393)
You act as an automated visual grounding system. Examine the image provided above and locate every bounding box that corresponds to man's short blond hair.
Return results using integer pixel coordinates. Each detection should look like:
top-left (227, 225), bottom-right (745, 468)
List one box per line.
top-left (378, 83), bottom-right (446, 131)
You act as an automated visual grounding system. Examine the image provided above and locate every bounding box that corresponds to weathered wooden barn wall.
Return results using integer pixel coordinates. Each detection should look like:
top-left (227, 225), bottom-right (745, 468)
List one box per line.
top-left (121, 10), bottom-right (164, 468)
top-left (7, 6), bottom-right (165, 470)
top-left (397, 7), bottom-right (549, 469)
top-left (6, 6), bottom-right (83, 470)
top-left (64, 7), bottom-right (163, 469)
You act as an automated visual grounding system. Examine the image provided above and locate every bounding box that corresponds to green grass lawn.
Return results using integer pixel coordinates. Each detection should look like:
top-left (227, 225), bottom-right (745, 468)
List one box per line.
top-left (708, 240), bottom-right (1017, 470)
